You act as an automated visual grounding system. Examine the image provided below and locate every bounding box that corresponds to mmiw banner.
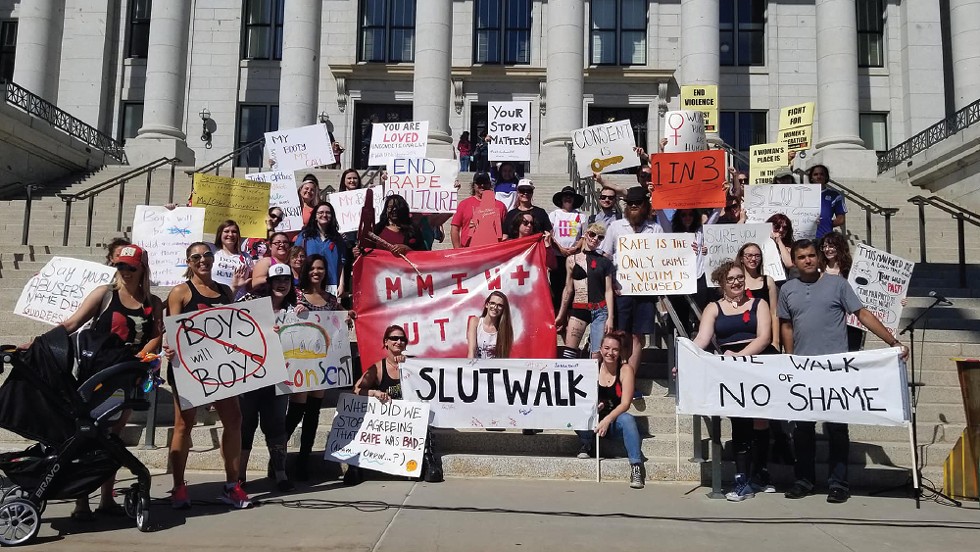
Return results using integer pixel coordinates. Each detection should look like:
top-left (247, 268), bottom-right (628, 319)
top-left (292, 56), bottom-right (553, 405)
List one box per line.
top-left (675, 338), bottom-right (909, 426)
top-left (401, 358), bottom-right (598, 430)
top-left (352, 235), bottom-right (557, 371)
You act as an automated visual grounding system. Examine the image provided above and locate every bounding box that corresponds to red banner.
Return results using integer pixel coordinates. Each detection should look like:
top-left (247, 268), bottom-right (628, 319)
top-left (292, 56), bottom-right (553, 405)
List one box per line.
top-left (649, 150), bottom-right (727, 209)
top-left (352, 235), bottom-right (557, 370)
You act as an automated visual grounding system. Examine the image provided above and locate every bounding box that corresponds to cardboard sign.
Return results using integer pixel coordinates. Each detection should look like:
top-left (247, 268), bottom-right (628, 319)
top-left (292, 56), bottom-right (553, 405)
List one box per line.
top-left (779, 102), bottom-right (815, 130)
top-left (244, 170), bottom-right (303, 233)
top-left (702, 223), bottom-right (786, 287)
top-left (662, 110), bottom-right (707, 153)
top-left (468, 190), bottom-right (503, 247)
top-left (744, 184), bottom-right (821, 239)
top-left (570, 120), bottom-right (640, 176)
top-left (368, 121), bottom-right (429, 166)
top-left (275, 309), bottom-right (354, 395)
top-left (131, 206), bottom-right (205, 287)
top-left (488, 101), bottom-right (532, 161)
top-left (14, 257), bottom-right (117, 325)
top-left (615, 232), bottom-right (698, 295)
top-left (648, 150), bottom-right (727, 209)
top-left (385, 158), bottom-right (460, 214)
top-left (846, 244), bottom-right (914, 336)
top-left (778, 126), bottom-right (813, 152)
top-left (550, 210), bottom-right (584, 250)
top-left (164, 297), bottom-right (289, 410)
top-left (265, 123), bottom-right (336, 172)
top-left (748, 142), bottom-right (790, 185)
top-left (191, 173), bottom-right (271, 238)
top-left (325, 393), bottom-right (430, 477)
top-left (212, 250), bottom-right (250, 287)
top-left (676, 338), bottom-right (910, 426)
top-left (400, 358), bottom-right (598, 430)
top-left (681, 85), bottom-right (719, 132)
top-left (327, 187), bottom-right (385, 234)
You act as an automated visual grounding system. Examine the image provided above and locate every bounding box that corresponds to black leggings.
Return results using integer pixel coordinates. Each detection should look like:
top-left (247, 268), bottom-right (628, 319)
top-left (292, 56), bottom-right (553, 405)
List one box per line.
top-left (240, 386), bottom-right (288, 451)
top-left (724, 344), bottom-right (778, 479)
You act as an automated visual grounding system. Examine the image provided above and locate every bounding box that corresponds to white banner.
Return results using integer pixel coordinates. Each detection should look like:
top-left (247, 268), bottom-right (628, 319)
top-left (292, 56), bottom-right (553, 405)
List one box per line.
top-left (571, 120), bottom-right (640, 175)
top-left (369, 121), bottom-right (429, 166)
top-left (275, 309), bottom-right (354, 395)
top-left (675, 338), bottom-right (910, 426)
top-left (615, 232), bottom-right (698, 295)
top-left (244, 170), bottom-right (303, 233)
top-left (400, 358), bottom-right (598, 430)
top-left (325, 393), bottom-right (429, 477)
top-left (488, 101), bottom-right (532, 161)
top-left (744, 184), bottom-right (821, 239)
top-left (14, 257), bottom-right (117, 325)
top-left (662, 110), bottom-right (707, 153)
top-left (846, 244), bottom-right (914, 336)
top-left (265, 123), bottom-right (335, 171)
top-left (164, 297), bottom-right (289, 410)
top-left (385, 158), bottom-right (460, 214)
top-left (131, 206), bottom-right (206, 287)
top-left (327, 187), bottom-right (386, 234)
top-left (703, 223), bottom-right (786, 287)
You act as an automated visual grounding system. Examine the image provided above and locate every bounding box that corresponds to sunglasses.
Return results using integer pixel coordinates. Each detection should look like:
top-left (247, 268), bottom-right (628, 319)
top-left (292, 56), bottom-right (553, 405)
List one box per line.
top-left (738, 178), bottom-right (748, 183)
top-left (271, 240), bottom-right (290, 246)
top-left (114, 263), bottom-right (139, 273)
top-left (625, 200), bottom-right (646, 207)
top-left (586, 231), bottom-right (605, 241)
top-left (520, 219), bottom-right (534, 226)
top-left (188, 251), bottom-right (215, 262)
top-left (599, 194), bottom-right (616, 200)
top-left (518, 189), bottom-right (533, 195)
top-left (386, 335), bottom-right (408, 343)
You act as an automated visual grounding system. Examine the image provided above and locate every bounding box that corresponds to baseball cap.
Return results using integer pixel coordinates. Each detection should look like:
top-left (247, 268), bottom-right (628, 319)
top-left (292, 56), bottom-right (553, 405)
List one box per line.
top-left (517, 178), bottom-right (534, 190)
top-left (115, 245), bottom-right (144, 269)
top-left (268, 263), bottom-right (292, 279)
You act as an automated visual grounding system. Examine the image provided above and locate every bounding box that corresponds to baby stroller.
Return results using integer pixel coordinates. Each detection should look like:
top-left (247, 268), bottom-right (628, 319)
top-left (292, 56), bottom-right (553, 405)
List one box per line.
top-left (0, 326), bottom-right (154, 545)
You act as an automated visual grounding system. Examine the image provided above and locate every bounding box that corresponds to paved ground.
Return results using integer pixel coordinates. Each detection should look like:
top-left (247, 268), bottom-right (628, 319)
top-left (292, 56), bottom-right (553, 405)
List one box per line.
top-left (14, 471), bottom-right (980, 551)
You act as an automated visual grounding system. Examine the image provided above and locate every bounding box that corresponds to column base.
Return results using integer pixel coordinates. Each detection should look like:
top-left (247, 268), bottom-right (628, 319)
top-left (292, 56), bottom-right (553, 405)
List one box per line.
top-left (538, 137), bottom-right (572, 174)
top-left (806, 148), bottom-right (879, 180)
top-left (426, 129), bottom-right (454, 159)
top-left (125, 137), bottom-right (196, 166)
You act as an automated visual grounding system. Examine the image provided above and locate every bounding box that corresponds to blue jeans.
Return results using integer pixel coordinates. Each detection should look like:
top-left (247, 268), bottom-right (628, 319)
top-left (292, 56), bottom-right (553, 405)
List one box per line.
top-left (589, 306), bottom-right (608, 354)
top-left (460, 156), bottom-right (471, 172)
top-left (576, 412), bottom-right (643, 465)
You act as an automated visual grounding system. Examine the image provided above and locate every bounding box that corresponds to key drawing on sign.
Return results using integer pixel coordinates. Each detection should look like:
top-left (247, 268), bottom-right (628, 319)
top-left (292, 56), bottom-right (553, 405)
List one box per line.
top-left (591, 155), bottom-right (625, 173)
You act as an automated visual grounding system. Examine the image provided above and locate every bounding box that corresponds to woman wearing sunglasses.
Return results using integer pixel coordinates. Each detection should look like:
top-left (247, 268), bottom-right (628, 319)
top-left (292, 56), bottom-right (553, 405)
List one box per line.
top-left (556, 223), bottom-right (614, 358)
top-left (251, 231), bottom-right (294, 290)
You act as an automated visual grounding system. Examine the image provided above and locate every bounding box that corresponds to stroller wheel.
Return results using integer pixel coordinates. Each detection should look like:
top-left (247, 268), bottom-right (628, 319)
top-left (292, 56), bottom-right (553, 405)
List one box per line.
top-left (123, 485), bottom-right (138, 519)
top-left (0, 487), bottom-right (44, 516)
top-left (0, 499), bottom-right (40, 546)
top-left (135, 497), bottom-right (150, 533)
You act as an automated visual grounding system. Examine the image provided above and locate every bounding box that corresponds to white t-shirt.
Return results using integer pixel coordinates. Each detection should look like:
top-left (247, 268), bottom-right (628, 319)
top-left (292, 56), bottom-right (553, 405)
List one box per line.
top-left (549, 209), bottom-right (584, 250)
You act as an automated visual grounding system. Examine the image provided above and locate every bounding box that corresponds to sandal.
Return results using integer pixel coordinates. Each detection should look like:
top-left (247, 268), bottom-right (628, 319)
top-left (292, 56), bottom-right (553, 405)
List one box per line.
top-left (95, 502), bottom-right (127, 516)
top-left (70, 509), bottom-right (96, 522)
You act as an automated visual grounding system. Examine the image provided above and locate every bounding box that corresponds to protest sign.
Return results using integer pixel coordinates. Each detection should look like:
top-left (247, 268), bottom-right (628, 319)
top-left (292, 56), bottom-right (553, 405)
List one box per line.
top-left (131, 206), bottom-right (205, 287)
top-left (265, 123), bottom-right (335, 172)
top-left (212, 250), bottom-right (250, 287)
top-left (325, 393), bottom-right (430, 477)
top-left (488, 101), bottom-right (532, 161)
top-left (353, 235), bottom-right (556, 370)
top-left (744, 184), bottom-right (821, 239)
top-left (401, 358), bottom-right (598, 430)
top-left (681, 85), bottom-right (718, 132)
top-left (702, 223), bottom-right (786, 286)
top-left (14, 257), bottom-right (116, 325)
top-left (676, 338), bottom-right (910, 426)
top-left (327, 187), bottom-right (385, 233)
top-left (778, 102), bottom-right (815, 152)
top-left (748, 142), bottom-right (790, 185)
top-left (368, 121), bottom-right (429, 166)
top-left (615, 232), bottom-right (697, 295)
top-left (275, 309), bottom-right (354, 395)
top-left (164, 297), bottom-right (289, 410)
top-left (550, 210), bottom-right (584, 250)
top-left (244, 170), bottom-right (303, 233)
top-left (191, 173), bottom-right (271, 238)
top-left (570, 120), bottom-right (639, 175)
top-left (648, 150), bottom-right (727, 209)
top-left (385, 158), bottom-right (459, 214)
top-left (662, 110), bottom-right (707, 153)
top-left (778, 126), bottom-right (812, 152)
top-left (846, 244), bottom-right (914, 336)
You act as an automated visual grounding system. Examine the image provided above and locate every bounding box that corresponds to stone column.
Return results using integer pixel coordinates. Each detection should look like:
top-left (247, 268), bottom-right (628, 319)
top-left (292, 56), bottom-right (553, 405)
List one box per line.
top-left (413, 0), bottom-right (453, 157)
top-left (680, 0), bottom-right (720, 141)
top-left (12, 0), bottom-right (65, 101)
top-left (278, 0), bottom-right (322, 130)
top-left (540, 0), bottom-right (584, 173)
top-left (128, 0), bottom-right (194, 164)
top-left (949, 0), bottom-right (980, 111)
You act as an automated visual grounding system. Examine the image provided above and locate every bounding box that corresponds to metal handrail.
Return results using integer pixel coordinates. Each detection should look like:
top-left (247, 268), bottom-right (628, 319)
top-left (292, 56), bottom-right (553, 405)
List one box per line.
top-left (55, 157), bottom-right (178, 246)
top-left (822, 176), bottom-right (900, 253)
top-left (191, 137), bottom-right (265, 177)
top-left (908, 195), bottom-right (980, 287)
top-left (878, 96), bottom-right (980, 173)
top-left (566, 143), bottom-right (598, 213)
top-left (3, 80), bottom-right (127, 163)
top-left (710, 141), bottom-right (751, 169)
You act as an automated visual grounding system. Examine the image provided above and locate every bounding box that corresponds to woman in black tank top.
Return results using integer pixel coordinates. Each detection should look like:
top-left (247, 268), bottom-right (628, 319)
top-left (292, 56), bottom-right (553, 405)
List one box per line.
top-left (737, 242), bottom-right (780, 350)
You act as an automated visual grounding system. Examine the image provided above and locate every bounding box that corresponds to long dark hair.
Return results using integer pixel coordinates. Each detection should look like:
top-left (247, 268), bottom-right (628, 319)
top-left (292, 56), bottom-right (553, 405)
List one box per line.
top-left (671, 209), bottom-right (703, 233)
top-left (736, 242), bottom-right (765, 276)
top-left (339, 168), bottom-right (362, 190)
top-left (301, 202), bottom-right (341, 241)
top-left (298, 254), bottom-right (328, 292)
top-left (182, 241), bottom-right (211, 279)
top-left (819, 232), bottom-right (852, 277)
top-left (508, 211), bottom-right (539, 239)
top-left (480, 291), bottom-right (513, 358)
top-left (767, 213), bottom-right (794, 247)
top-left (213, 220), bottom-right (241, 254)
top-left (374, 194), bottom-right (418, 241)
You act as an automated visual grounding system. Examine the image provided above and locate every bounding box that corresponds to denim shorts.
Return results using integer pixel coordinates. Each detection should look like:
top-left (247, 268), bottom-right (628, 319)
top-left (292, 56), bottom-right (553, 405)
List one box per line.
top-left (589, 307), bottom-right (608, 353)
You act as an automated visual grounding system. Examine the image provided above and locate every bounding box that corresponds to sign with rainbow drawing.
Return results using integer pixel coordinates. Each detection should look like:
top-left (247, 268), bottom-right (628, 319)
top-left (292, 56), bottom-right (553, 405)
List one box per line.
top-left (274, 309), bottom-right (354, 395)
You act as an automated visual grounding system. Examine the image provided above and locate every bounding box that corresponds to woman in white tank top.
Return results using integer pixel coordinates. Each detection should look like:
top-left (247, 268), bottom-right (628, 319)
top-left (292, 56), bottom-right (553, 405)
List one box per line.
top-left (466, 291), bottom-right (514, 359)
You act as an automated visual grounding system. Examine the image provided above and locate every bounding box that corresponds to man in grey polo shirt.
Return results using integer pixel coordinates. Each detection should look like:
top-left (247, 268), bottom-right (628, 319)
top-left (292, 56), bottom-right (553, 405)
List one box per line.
top-left (778, 238), bottom-right (909, 504)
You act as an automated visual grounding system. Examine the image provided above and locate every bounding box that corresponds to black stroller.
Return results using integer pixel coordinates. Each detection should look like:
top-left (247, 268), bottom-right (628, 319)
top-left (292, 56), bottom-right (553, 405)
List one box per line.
top-left (0, 326), bottom-right (153, 545)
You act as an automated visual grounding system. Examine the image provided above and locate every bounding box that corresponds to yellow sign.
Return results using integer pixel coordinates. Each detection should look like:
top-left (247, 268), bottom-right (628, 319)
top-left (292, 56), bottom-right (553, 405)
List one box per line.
top-left (748, 142), bottom-right (789, 184)
top-left (778, 102), bottom-right (815, 130)
top-left (777, 126), bottom-right (813, 152)
top-left (192, 173), bottom-right (271, 238)
top-left (680, 85), bottom-right (719, 133)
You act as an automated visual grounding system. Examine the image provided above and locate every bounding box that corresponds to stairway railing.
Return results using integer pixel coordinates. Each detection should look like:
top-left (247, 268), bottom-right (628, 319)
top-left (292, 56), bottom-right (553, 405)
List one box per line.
top-left (566, 143), bottom-right (598, 213)
top-left (907, 195), bottom-right (980, 287)
top-left (878, 96), bottom-right (980, 174)
top-left (191, 137), bottom-right (265, 178)
top-left (823, 177), bottom-right (900, 253)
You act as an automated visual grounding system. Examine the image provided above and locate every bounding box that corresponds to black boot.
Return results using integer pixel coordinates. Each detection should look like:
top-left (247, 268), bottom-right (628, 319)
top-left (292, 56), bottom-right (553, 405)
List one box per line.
top-left (295, 397), bottom-right (323, 481)
top-left (284, 400), bottom-right (305, 441)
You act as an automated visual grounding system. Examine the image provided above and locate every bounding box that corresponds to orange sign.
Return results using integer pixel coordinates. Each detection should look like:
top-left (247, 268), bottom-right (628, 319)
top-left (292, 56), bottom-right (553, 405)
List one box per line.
top-left (649, 150), bottom-right (727, 209)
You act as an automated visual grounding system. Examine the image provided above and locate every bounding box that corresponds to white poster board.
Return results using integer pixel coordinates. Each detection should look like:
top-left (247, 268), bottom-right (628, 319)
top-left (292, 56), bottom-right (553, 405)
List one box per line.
top-left (385, 158), bottom-right (460, 214)
top-left (662, 110), bottom-right (707, 153)
top-left (265, 123), bottom-right (335, 172)
top-left (702, 223), bottom-right (786, 287)
top-left (131, 206), bottom-right (206, 287)
top-left (327, 187), bottom-right (386, 234)
top-left (614, 232), bottom-right (698, 296)
top-left (325, 393), bottom-right (430, 477)
top-left (275, 309), bottom-right (354, 395)
top-left (846, 244), bottom-right (914, 336)
top-left (488, 101), bottom-right (532, 161)
top-left (744, 184), bottom-right (821, 239)
top-left (571, 120), bottom-right (640, 175)
top-left (676, 338), bottom-right (910, 426)
top-left (368, 121), bottom-right (429, 166)
top-left (14, 257), bottom-right (117, 325)
top-left (244, 170), bottom-right (303, 233)
top-left (164, 297), bottom-right (289, 410)
top-left (400, 358), bottom-right (598, 430)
